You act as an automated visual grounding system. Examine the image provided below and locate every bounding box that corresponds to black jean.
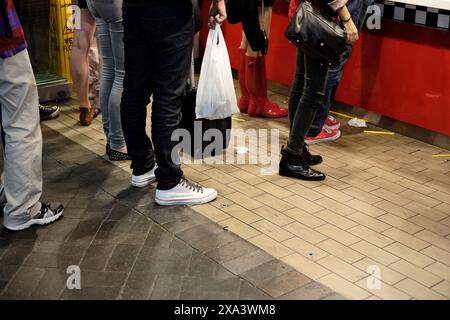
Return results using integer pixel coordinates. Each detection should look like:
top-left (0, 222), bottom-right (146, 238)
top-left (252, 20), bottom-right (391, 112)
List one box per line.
top-left (287, 50), bottom-right (329, 154)
top-left (120, 2), bottom-right (194, 190)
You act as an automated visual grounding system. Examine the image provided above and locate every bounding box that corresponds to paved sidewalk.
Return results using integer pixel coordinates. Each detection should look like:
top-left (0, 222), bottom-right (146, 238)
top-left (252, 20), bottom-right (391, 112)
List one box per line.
top-left (2, 91), bottom-right (449, 300)
top-left (0, 126), bottom-right (340, 300)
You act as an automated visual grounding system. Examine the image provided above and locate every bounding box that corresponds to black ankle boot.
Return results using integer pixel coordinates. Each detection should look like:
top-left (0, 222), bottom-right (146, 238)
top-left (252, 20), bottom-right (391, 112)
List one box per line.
top-left (279, 147), bottom-right (326, 181)
top-left (303, 144), bottom-right (323, 166)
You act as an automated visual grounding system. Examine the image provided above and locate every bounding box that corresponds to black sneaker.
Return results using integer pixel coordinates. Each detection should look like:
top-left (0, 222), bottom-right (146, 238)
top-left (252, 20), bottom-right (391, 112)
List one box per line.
top-left (4, 203), bottom-right (64, 231)
top-left (39, 105), bottom-right (60, 122)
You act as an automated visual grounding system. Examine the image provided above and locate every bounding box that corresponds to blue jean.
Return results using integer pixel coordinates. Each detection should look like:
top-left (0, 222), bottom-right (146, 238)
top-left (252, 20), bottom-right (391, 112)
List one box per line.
top-left (87, 0), bottom-right (126, 150)
top-left (290, 0), bottom-right (374, 137)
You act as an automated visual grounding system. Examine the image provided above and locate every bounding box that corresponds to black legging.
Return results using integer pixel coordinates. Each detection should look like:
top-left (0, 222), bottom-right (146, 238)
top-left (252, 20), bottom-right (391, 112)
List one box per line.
top-left (287, 49), bottom-right (330, 154)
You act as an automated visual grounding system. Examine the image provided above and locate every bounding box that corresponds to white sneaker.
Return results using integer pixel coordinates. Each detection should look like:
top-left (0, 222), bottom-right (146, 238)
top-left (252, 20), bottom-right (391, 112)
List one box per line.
top-left (155, 177), bottom-right (218, 206)
top-left (131, 165), bottom-right (157, 188)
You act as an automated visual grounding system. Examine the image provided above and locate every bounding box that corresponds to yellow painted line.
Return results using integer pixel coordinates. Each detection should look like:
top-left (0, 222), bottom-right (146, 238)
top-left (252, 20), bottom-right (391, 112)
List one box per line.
top-left (364, 130), bottom-right (395, 135)
top-left (233, 117), bottom-right (247, 122)
top-left (329, 111), bottom-right (369, 122)
top-left (432, 154), bottom-right (450, 158)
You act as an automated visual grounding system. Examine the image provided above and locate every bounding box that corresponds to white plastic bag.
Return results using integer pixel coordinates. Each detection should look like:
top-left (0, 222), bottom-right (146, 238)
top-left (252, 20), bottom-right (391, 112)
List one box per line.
top-left (196, 25), bottom-right (239, 120)
top-left (348, 117), bottom-right (368, 128)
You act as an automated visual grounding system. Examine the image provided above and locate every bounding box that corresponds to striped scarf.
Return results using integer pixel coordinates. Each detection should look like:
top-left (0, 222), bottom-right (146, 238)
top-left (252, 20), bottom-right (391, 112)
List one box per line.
top-left (0, 0), bottom-right (27, 58)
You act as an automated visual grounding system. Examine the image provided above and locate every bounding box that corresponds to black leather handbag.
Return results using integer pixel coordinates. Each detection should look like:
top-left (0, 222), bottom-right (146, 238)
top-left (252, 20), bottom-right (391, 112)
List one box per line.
top-left (285, 1), bottom-right (347, 66)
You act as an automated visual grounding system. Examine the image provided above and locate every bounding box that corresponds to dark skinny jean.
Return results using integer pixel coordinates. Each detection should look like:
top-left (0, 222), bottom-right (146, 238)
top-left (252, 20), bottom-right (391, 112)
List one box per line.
top-left (120, 1), bottom-right (194, 190)
top-left (287, 52), bottom-right (329, 154)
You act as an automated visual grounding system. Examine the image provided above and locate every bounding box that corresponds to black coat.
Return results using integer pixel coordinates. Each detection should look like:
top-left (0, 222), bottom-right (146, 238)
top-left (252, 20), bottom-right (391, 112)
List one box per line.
top-left (192, 0), bottom-right (202, 33)
top-left (226, 0), bottom-right (265, 52)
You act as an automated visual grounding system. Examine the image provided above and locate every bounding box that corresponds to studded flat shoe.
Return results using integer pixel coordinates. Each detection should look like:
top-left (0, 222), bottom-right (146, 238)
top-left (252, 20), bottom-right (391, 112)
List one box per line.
top-left (109, 148), bottom-right (131, 161)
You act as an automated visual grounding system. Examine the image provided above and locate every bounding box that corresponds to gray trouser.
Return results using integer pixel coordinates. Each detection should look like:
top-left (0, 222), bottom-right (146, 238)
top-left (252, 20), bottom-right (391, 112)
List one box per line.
top-left (87, 0), bottom-right (126, 150)
top-left (0, 49), bottom-right (43, 228)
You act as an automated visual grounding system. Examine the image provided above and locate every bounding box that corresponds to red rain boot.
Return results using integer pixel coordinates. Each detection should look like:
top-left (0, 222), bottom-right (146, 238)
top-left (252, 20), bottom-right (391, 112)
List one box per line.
top-left (246, 55), bottom-right (288, 118)
top-left (238, 48), bottom-right (251, 113)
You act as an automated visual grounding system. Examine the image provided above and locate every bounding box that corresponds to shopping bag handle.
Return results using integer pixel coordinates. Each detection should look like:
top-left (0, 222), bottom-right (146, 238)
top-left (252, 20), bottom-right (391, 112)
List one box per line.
top-left (210, 24), bottom-right (222, 47)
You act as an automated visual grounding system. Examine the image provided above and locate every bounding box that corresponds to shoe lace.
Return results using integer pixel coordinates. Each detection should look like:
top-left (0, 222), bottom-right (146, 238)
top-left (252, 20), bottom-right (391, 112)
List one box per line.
top-left (38, 204), bottom-right (49, 217)
top-left (328, 115), bottom-right (336, 122)
top-left (40, 105), bottom-right (54, 112)
top-left (323, 127), bottom-right (333, 134)
top-left (180, 177), bottom-right (203, 193)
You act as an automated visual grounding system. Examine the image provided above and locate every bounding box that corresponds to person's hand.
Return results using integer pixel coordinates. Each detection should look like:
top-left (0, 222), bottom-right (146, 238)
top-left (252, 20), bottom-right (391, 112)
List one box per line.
top-left (209, 0), bottom-right (227, 29)
top-left (343, 19), bottom-right (359, 45)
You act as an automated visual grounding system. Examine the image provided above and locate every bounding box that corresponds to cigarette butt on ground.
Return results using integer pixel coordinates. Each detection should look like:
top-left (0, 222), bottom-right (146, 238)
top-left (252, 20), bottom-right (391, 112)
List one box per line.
top-left (364, 130), bottom-right (395, 135)
top-left (432, 154), bottom-right (450, 158)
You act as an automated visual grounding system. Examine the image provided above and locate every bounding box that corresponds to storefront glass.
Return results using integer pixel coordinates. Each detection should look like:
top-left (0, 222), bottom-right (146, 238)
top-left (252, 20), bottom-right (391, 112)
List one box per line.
top-left (15, 0), bottom-right (53, 81)
top-left (14, 0), bottom-right (72, 101)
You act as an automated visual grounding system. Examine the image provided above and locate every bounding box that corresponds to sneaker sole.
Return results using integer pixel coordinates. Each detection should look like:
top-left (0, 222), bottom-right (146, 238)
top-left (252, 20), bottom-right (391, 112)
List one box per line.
top-left (279, 170), bottom-right (326, 181)
top-left (131, 177), bottom-right (156, 188)
top-left (305, 130), bottom-right (341, 145)
top-left (4, 210), bottom-right (64, 232)
top-left (155, 190), bottom-right (218, 206)
top-left (40, 109), bottom-right (60, 122)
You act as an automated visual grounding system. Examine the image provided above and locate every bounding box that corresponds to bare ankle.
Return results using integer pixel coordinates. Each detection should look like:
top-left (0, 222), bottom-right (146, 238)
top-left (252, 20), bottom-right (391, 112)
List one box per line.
top-left (112, 146), bottom-right (128, 154)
